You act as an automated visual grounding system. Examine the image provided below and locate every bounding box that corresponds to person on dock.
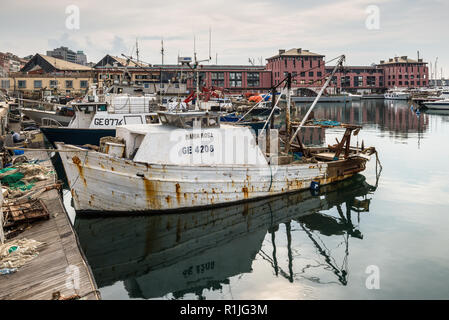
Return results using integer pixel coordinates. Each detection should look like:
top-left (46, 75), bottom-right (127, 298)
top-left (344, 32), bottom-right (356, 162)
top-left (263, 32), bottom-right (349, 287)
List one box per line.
top-left (11, 131), bottom-right (24, 143)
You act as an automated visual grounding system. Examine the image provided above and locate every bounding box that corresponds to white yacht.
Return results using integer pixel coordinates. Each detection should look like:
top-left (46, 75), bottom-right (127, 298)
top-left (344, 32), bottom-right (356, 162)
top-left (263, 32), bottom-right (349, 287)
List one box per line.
top-left (423, 98), bottom-right (449, 110)
top-left (384, 89), bottom-right (411, 100)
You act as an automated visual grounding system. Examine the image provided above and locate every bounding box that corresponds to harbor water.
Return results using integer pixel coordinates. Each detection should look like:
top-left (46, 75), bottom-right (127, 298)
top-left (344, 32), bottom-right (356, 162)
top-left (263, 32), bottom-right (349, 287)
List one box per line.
top-left (63, 100), bottom-right (449, 300)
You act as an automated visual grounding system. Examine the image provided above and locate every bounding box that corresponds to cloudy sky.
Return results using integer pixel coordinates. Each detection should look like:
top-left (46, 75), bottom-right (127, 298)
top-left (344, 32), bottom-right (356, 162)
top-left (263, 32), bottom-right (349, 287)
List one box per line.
top-left (0, 0), bottom-right (448, 77)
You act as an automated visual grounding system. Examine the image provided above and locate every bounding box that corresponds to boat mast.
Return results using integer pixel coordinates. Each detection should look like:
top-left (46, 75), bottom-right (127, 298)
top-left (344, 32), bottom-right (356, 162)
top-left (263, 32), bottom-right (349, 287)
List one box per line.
top-left (288, 55), bottom-right (346, 146)
top-left (191, 34), bottom-right (211, 110)
top-left (160, 38), bottom-right (164, 104)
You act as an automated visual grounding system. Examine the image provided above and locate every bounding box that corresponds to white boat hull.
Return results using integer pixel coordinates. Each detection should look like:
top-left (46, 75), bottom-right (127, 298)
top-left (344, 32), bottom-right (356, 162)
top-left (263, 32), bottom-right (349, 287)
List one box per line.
top-left (56, 143), bottom-right (368, 213)
top-left (21, 108), bottom-right (72, 126)
top-left (423, 102), bottom-right (449, 110)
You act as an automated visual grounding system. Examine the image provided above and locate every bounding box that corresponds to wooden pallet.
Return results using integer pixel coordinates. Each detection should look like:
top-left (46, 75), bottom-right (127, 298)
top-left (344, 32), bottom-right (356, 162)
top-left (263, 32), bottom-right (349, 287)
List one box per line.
top-left (3, 199), bottom-right (49, 227)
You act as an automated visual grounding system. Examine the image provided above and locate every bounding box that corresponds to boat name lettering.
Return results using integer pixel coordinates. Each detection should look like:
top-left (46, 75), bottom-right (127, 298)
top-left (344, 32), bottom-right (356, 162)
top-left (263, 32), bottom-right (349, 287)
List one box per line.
top-left (185, 132), bottom-right (214, 140)
top-left (94, 118), bottom-right (123, 126)
top-left (181, 145), bottom-right (215, 155)
top-left (182, 261), bottom-right (215, 278)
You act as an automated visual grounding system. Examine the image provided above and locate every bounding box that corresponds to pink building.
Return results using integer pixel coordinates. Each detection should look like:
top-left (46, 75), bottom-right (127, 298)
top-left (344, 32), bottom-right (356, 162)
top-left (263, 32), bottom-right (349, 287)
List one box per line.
top-left (378, 56), bottom-right (428, 89)
top-left (266, 48), bottom-right (325, 88)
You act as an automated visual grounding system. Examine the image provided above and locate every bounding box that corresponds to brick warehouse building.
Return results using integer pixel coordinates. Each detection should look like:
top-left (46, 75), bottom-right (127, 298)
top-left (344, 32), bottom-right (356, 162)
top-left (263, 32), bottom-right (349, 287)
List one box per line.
top-left (326, 65), bottom-right (385, 94)
top-left (0, 49), bottom-right (430, 96)
top-left (266, 48), bottom-right (326, 89)
top-left (378, 56), bottom-right (429, 88)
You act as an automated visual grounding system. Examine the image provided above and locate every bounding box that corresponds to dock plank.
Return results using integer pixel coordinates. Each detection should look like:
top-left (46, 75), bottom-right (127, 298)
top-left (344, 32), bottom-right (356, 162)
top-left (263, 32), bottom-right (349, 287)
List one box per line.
top-left (0, 150), bottom-right (100, 300)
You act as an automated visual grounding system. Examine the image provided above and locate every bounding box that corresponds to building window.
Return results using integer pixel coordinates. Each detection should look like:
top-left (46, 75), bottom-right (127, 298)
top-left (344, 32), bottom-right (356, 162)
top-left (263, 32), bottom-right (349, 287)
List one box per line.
top-left (65, 80), bottom-right (73, 88)
top-left (229, 72), bottom-right (242, 87)
top-left (300, 72), bottom-right (305, 77)
top-left (367, 76), bottom-right (376, 86)
top-left (300, 80), bottom-right (305, 84)
top-left (1, 80), bottom-right (10, 89)
top-left (33, 80), bottom-right (42, 88)
top-left (211, 72), bottom-right (224, 87)
top-left (80, 80), bottom-right (88, 88)
top-left (354, 76), bottom-right (363, 87)
top-left (341, 76), bottom-right (350, 87)
top-left (317, 72), bottom-right (322, 77)
top-left (247, 72), bottom-right (260, 87)
top-left (50, 80), bottom-right (58, 88)
top-left (18, 80), bottom-right (26, 88)
top-left (309, 71), bottom-right (314, 77)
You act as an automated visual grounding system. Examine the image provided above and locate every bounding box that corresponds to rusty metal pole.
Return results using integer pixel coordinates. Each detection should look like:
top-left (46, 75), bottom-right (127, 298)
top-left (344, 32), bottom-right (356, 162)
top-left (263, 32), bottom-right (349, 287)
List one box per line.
top-left (285, 73), bottom-right (292, 154)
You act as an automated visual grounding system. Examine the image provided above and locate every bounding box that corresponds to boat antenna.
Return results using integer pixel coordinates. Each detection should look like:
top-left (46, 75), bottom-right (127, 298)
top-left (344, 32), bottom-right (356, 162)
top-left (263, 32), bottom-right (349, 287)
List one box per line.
top-left (136, 38), bottom-right (140, 64)
top-left (209, 26), bottom-right (212, 62)
top-left (160, 37), bottom-right (164, 103)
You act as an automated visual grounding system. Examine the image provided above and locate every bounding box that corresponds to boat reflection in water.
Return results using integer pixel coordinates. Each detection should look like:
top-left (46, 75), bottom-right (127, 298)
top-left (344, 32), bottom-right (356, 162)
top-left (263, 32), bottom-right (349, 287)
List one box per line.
top-left (74, 174), bottom-right (377, 299)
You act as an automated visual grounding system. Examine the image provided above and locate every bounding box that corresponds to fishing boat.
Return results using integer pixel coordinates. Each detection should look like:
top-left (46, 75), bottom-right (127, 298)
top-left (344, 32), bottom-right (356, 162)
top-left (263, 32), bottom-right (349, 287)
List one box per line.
top-left (41, 93), bottom-right (159, 146)
top-left (56, 110), bottom-right (376, 213)
top-left (20, 105), bottom-right (74, 126)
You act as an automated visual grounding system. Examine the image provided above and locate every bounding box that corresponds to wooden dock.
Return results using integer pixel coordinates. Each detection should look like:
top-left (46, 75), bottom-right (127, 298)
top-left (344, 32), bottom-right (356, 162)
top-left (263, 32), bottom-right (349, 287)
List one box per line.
top-left (0, 150), bottom-right (100, 300)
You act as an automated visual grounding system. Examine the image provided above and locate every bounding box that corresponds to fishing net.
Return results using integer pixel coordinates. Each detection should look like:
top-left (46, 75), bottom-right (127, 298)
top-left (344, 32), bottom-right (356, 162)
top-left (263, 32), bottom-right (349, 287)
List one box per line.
top-left (0, 238), bottom-right (44, 269)
top-left (1, 164), bottom-right (53, 195)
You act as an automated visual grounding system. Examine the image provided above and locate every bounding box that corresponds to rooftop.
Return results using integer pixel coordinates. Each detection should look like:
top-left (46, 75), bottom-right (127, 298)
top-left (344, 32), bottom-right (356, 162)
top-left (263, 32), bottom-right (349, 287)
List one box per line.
top-left (267, 48), bottom-right (325, 60)
top-left (379, 56), bottom-right (427, 65)
top-left (38, 54), bottom-right (92, 71)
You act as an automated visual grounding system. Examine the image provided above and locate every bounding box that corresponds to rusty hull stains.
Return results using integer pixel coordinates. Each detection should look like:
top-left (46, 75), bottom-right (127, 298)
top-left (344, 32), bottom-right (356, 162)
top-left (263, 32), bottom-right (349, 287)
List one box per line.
top-left (175, 183), bottom-right (182, 204)
top-left (143, 178), bottom-right (161, 209)
top-left (72, 156), bottom-right (87, 187)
